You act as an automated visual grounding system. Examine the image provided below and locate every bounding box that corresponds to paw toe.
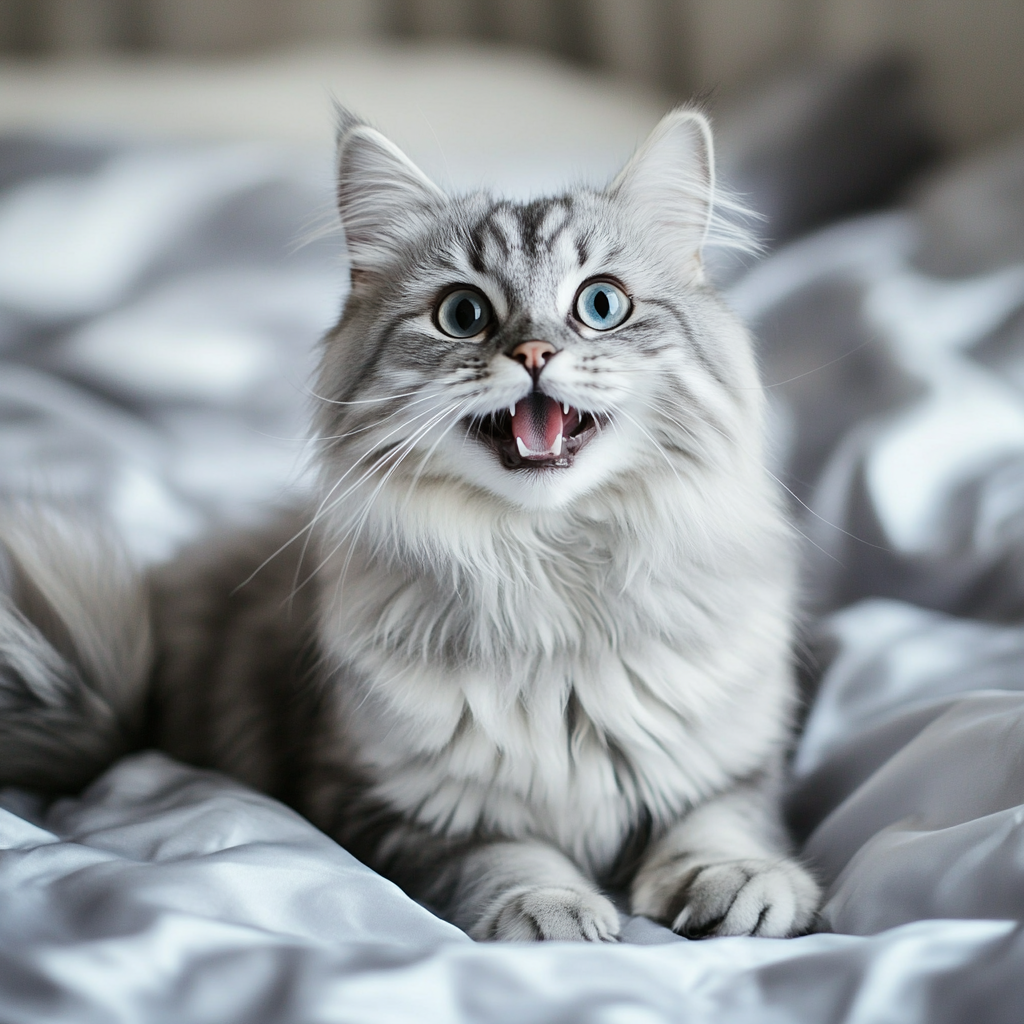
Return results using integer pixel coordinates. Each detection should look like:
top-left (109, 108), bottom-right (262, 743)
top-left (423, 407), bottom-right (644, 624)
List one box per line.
top-left (480, 885), bottom-right (621, 943)
top-left (649, 858), bottom-right (819, 939)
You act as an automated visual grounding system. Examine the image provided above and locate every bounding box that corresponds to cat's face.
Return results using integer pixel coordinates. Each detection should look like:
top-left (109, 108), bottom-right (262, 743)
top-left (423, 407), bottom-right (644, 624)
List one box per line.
top-left (317, 109), bottom-right (760, 514)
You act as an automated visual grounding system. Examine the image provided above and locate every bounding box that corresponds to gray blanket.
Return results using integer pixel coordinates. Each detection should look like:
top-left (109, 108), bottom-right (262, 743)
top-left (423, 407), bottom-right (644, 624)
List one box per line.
top-left (2, 130), bottom-right (1024, 1021)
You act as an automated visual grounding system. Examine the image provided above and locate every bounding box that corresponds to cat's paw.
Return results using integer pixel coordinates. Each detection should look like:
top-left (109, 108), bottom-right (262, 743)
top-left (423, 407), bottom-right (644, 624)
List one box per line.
top-left (473, 885), bottom-right (621, 942)
top-left (632, 857), bottom-right (819, 938)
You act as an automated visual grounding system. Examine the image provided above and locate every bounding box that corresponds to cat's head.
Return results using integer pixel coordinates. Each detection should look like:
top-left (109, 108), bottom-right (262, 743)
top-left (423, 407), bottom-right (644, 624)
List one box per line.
top-left (316, 107), bottom-right (763, 518)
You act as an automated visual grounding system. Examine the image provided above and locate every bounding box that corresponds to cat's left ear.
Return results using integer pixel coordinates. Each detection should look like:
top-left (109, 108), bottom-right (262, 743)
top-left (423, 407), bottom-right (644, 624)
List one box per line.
top-left (609, 107), bottom-right (715, 280)
top-left (335, 108), bottom-right (446, 285)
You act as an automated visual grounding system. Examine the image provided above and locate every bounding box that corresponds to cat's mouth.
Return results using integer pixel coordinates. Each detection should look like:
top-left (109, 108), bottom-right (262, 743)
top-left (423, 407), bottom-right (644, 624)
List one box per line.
top-left (467, 392), bottom-right (601, 470)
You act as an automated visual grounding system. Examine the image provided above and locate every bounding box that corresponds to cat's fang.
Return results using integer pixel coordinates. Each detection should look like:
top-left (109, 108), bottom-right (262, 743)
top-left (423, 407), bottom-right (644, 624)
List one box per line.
top-left (511, 392), bottom-right (566, 456)
top-left (470, 400), bottom-right (598, 469)
top-left (515, 434), bottom-right (562, 459)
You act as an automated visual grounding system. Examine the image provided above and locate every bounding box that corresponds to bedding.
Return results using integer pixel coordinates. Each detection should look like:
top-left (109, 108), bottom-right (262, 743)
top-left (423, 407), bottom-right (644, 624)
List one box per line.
top-left (2, 60), bottom-right (1024, 1022)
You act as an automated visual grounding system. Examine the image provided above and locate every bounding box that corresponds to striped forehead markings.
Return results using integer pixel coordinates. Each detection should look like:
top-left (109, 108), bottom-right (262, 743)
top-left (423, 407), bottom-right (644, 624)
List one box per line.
top-left (575, 234), bottom-right (590, 268)
top-left (468, 206), bottom-right (511, 272)
top-left (467, 196), bottom-right (584, 266)
top-left (460, 200), bottom-right (596, 320)
top-left (517, 196), bottom-right (574, 254)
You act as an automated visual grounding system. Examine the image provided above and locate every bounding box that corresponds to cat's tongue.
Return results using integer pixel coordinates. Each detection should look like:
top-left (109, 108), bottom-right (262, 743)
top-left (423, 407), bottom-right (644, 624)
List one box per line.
top-left (512, 393), bottom-right (564, 459)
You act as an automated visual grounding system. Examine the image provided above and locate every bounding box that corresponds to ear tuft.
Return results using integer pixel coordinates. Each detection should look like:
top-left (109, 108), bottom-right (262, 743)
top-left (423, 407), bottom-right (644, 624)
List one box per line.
top-left (333, 102), bottom-right (364, 146)
top-left (335, 110), bottom-right (446, 278)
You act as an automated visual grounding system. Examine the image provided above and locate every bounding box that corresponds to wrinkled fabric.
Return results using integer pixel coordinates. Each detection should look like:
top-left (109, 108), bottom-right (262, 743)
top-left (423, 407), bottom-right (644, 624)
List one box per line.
top-left (3, 129), bottom-right (1024, 1020)
top-left (2, 753), bottom-right (1024, 1024)
top-left (0, 137), bottom-right (336, 561)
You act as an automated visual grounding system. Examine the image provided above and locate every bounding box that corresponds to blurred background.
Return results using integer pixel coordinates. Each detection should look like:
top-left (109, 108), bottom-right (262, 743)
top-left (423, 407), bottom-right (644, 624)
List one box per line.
top-left (1, 0), bottom-right (1023, 150)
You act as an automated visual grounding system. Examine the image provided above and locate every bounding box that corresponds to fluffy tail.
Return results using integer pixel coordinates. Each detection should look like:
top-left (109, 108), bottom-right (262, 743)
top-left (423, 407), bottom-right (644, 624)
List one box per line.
top-left (0, 509), bottom-right (152, 792)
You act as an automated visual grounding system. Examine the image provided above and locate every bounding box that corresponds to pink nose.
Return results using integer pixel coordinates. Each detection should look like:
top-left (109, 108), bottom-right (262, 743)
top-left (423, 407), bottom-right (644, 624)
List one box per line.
top-left (511, 340), bottom-right (556, 371)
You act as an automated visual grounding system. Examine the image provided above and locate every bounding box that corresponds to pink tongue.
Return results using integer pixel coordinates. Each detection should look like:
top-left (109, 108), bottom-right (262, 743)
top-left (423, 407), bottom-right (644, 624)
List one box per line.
top-left (511, 393), bottom-right (564, 457)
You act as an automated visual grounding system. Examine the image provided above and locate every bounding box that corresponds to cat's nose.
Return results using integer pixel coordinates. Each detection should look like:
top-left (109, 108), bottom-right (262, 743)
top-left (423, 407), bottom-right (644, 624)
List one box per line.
top-left (511, 340), bottom-right (557, 381)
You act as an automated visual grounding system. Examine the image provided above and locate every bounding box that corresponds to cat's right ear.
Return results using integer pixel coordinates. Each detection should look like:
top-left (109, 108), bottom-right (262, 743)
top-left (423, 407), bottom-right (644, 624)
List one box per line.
top-left (335, 107), bottom-right (446, 288)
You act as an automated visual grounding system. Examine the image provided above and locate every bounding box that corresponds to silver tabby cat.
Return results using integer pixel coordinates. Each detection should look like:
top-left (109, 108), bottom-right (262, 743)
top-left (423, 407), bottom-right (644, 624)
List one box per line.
top-left (0, 107), bottom-right (819, 941)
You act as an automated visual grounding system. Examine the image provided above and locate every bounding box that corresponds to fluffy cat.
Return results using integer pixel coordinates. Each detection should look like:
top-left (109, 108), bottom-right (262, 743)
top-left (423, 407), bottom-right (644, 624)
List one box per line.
top-left (0, 107), bottom-right (819, 941)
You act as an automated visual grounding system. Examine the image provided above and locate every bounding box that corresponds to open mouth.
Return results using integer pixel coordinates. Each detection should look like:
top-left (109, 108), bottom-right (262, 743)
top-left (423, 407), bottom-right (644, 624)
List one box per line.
top-left (467, 392), bottom-right (601, 470)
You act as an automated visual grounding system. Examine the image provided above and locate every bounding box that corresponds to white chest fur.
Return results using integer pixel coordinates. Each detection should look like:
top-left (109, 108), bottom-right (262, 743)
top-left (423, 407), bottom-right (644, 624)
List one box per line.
top-left (323, 592), bottom-right (791, 876)
top-left (316, 470), bottom-right (794, 876)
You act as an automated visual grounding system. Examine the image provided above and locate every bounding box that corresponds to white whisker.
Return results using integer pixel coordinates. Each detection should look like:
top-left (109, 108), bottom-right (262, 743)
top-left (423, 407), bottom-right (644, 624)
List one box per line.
top-left (234, 394), bottom-right (454, 596)
top-left (292, 399), bottom-right (464, 602)
top-left (331, 401), bottom-right (467, 594)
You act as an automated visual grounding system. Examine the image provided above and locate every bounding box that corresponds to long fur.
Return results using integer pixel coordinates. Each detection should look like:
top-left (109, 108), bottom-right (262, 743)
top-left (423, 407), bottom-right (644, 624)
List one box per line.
top-left (0, 507), bottom-right (150, 791)
top-left (0, 107), bottom-right (819, 941)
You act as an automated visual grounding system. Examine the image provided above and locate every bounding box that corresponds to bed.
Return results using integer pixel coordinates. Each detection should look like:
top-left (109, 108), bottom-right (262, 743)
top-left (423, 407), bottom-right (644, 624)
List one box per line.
top-left (1, 44), bottom-right (1023, 1023)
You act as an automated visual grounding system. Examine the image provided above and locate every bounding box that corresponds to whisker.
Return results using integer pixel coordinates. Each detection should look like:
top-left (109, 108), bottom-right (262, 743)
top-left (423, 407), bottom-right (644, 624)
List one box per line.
top-left (762, 466), bottom-right (882, 560)
top-left (627, 391), bottom-right (866, 565)
top-left (605, 413), bottom-right (715, 555)
top-left (312, 445), bottom-right (455, 620)
top-left (331, 402), bottom-right (467, 603)
top-left (311, 385), bottom-right (462, 447)
top-left (289, 397), bottom-right (458, 598)
top-left (290, 400), bottom-right (464, 602)
top-left (399, 395), bottom-right (480, 513)
top-left (232, 395), bottom-right (454, 595)
top-left (305, 368), bottom-right (481, 409)
top-left (623, 396), bottom-right (716, 466)
top-left (678, 396), bottom-right (885, 557)
top-left (614, 408), bottom-right (687, 489)
top-left (734, 338), bottom-right (875, 392)
top-left (623, 395), bottom-right (841, 562)
top-left (305, 385), bottom-right (437, 407)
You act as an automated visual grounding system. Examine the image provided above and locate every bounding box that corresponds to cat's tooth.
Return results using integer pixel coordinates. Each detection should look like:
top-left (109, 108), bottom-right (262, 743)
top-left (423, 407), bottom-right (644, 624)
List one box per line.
top-left (563, 402), bottom-right (570, 415)
top-left (553, 432), bottom-right (562, 456)
top-left (509, 403), bottom-right (516, 417)
top-left (516, 436), bottom-right (528, 457)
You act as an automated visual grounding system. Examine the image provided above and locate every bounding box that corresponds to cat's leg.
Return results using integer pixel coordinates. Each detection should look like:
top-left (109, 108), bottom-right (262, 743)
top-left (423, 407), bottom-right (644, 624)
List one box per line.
top-left (630, 785), bottom-right (819, 938)
top-left (308, 775), bottom-right (621, 943)
top-left (451, 840), bottom-right (621, 942)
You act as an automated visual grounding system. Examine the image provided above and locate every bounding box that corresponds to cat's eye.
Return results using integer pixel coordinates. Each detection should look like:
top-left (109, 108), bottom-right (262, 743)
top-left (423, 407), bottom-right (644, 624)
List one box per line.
top-left (574, 280), bottom-right (631, 331)
top-left (436, 288), bottom-right (492, 339)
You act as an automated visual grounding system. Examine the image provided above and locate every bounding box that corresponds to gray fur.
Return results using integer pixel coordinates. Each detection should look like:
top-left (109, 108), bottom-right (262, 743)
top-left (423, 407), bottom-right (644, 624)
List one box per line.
top-left (0, 108), bottom-right (820, 941)
top-left (0, 507), bottom-right (150, 791)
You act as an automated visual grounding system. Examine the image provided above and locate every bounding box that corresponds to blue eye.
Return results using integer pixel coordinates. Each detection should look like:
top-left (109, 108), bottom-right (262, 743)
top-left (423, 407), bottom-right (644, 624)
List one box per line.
top-left (437, 288), bottom-right (491, 338)
top-left (575, 280), bottom-right (630, 331)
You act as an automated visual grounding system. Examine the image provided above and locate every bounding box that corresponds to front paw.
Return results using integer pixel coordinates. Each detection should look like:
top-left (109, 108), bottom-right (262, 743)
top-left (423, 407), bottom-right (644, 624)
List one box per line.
top-left (473, 885), bottom-right (621, 942)
top-left (632, 857), bottom-right (819, 938)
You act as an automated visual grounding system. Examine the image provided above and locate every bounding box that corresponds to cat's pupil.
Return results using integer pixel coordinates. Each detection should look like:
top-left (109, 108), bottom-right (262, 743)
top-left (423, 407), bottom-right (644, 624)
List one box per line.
top-left (456, 298), bottom-right (477, 331)
top-left (593, 290), bottom-right (610, 319)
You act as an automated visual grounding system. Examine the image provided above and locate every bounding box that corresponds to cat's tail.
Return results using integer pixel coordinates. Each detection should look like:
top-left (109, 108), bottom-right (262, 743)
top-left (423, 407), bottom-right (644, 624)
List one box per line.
top-left (0, 508), bottom-right (152, 792)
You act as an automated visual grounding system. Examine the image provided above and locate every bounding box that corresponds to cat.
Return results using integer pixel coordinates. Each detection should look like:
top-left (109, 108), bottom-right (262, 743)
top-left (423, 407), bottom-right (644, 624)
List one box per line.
top-left (0, 106), bottom-right (819, 942)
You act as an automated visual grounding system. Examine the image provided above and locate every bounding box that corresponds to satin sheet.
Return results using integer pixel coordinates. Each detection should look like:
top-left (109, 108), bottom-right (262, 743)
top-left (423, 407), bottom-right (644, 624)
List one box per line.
top-left (1, 753), bottom-right (1021, 1023)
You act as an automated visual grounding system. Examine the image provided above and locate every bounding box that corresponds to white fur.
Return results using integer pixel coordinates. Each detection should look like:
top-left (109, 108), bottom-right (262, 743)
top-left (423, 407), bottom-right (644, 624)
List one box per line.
top-left (317, 463), bottom-right (795, 874)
